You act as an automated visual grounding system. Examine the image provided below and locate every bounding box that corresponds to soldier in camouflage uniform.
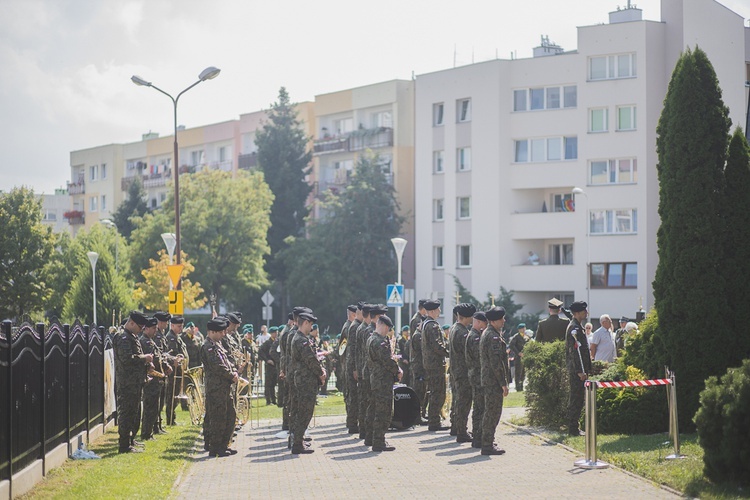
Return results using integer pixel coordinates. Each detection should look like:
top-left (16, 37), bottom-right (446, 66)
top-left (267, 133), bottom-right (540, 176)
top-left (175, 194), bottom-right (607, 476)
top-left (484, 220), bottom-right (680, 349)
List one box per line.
top-left (258, 326), bottom-right (279, 405)
top-left (449, 303), bottom-right (476, 443)
top-left (165, 316), bottom-right (189, 425)
top-left (344, 304), bottom-right (363, 433)
top-left (409, 300), bottom-right (428, 422)
top-left (354, 304), bottom-right (374, 440)
top-left (278, 313), bottom-right (295, 426)
top-left (397, 326), bottom-right (411, 389)
top-left (153, 311), bottom-right (171, 434)
top-left (363, 304), bottom-right (387, 446)
top-left (285, 307), bottom-right (310, 444)
top-left (139, 317), bottom-right (175, 441)
top-left (566, 301), bottom-right (592, 436)
top-left (115, 311), bottom-right (152, 453)
top-left (181, 322), bottom-right (202, 370)
top-left (465, 311), bottom-right (487, 448)
top-left (290, 311), bottom-right (325, 454)
top-left (421, 299), bottom-right (450, 431)
top-left (508, 323), bottom-right (530, 392)
top-left (201, 317), bottom-right (239, 457)
top-left (367, 315), bottom-right (401, 452)
top-left (339, 305), bottom-right (356, 425)
top-left (480, 306), bottom-right (510, 456)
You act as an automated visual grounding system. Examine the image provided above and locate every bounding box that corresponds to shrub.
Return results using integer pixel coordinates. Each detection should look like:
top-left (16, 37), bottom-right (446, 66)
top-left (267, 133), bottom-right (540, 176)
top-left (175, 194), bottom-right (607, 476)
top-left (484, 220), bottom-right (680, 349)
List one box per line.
top-left (621, 308), bottom-right (663, 378)
top-left (694, 359), bottom-right (750, 486)
top-left (524, 340), bottom-right (568, 429)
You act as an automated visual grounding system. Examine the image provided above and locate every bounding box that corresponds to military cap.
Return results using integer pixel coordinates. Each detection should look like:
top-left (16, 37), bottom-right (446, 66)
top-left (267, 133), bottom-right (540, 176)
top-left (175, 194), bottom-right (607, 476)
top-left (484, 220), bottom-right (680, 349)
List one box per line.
top-left (129, 310), bottom-right (148, 326)
top-left (231, 311), bottom-right (243, 321)
top-left (517, 323), bottom-right (526, 329)
top-left (402, 325), bottom-right (410, 331)
top-left (170, 315), bottom-right (184, 324)
top-left (144, 317), bottom-right (158, 328)
top-left (154, 311), bottom-right (171, 322)
top-left (321, 335), bottom-right (331, 342)
top-left (423, 299), bottom-right (441, 311)
top-left (485, 306), bottom-right (506, 321)
top-left (226, 313), bottom-right (241, 325)
top-left (547, 298), bottom-right (564, 309)
top-left (207, 318), bottom-right (228, 331)
top-left (298, 312), bottom-right (317, 323)
top-left (378, 315), bottom-right (394, 328)
top-left (292, 306), bottom-right (309, 315)
top-left (347, 304), bottom-right (357, 313)
top-left (473, 311), bottom-right (488, 322)
top-left (570, 301), bottom-right (588, 313)
top-left (452, 305), bottom-right (459, 316)
top-left (269, 326), bottom-right (279, 333)
top-left (442, 324), bottom-right (451, 330)
top-left (455, 303), bottom-right (477, 318)
top-left (418, 299), bottom-right (427, 308)
top-left (185, 321), bottom-right (195, 328)
top-left (619, 316), bottom-right (629, 323)
top-left (312, 324), bottom-right (319, 330)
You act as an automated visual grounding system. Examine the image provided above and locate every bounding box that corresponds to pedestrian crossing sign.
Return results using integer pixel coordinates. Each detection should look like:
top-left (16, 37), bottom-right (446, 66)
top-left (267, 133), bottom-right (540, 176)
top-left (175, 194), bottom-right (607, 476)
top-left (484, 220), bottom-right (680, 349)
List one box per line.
top-left (386, 284), bottom-right (404, 307)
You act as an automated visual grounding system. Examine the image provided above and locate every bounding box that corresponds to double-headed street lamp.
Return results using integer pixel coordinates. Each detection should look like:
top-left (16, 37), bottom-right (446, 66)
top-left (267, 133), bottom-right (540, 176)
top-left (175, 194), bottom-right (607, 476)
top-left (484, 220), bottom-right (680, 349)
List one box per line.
top-left (572, 187), bottom-right (590, 308)
top-left (131, 66), bottom-right (221, 289)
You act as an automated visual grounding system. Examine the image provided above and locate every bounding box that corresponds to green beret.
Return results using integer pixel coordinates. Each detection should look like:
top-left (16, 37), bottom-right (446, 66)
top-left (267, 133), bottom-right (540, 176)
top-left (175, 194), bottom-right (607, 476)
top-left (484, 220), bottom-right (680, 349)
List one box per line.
top-left (268, 326), bottom-right (278, 332)
top-left (442, 324), bottom-right (451, 330)
top-left (402, 326), bottom-right (410, 331)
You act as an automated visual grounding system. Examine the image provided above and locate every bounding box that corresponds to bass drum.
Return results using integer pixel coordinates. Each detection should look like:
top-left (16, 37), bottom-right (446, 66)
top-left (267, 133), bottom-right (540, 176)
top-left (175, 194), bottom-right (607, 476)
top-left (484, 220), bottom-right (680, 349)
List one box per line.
top-left (391, 384), bottom-right (420, 430)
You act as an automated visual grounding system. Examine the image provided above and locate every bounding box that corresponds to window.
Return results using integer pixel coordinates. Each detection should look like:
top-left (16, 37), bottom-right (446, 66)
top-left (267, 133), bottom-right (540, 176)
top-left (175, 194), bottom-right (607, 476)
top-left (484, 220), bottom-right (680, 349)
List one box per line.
top-left (374, 111), bottom-right (392, 128)
top-left (589, 108), bottom-right (608, 132)
top-left (589, 53), bottom-right (637, 80)
top-left (552, 193), bottom-right (574, 212)
top-left (530, 88), bottom-right (544, 110)
top-left (89, 196), bottom-right (98, 212)
top-left (219, 146), bottom-right (227, 162)
top-left (89, 165), bottom-right (98, 181)
top-left (549, 244), bottom-right (574, 265)
top-left (433, 103), bottom-right (444, 126)
top-left (191, 150), bottom-right (204, 166)
top-left (101, 164), bottom-right (107, 179)
top-left (457, 197), bottom-right (471, 219)
top-left (513, 90), bottom-right (527, 111)
top-left (515, 136), bottom-right (577, 162)
top-left (433, 199), bottom-right (444, 221)
top-left (590, 209), bottom-right (638, 235)
top-left (591, 262), bottom-right (637, 288)
top-left (433, 150), bottom-right (444, 173)
top-left (458, 245), bottom-right (471, 268)
top-left (335, 118), bottom-right (353, 134)
top-left (457, 99), bottom-right (471, 122)
top-left (563, 86), bottom-right (577, 108)
top-left (546, 87), bottom-right (560, 109)
top-left (457, 148), bottom-right (471, 171)
top-left (101, 195), bottom-right (106, 211)
top-left (434, 246), bottom-right (444, 269)
top-left (617, 105), bottom-right (637, 131)
top-left (514, 85), bottom-right (576, 112)
top-left (43, 210), bottom-right (57, 221)
top-left (590, 159), bottom-right (638, 184)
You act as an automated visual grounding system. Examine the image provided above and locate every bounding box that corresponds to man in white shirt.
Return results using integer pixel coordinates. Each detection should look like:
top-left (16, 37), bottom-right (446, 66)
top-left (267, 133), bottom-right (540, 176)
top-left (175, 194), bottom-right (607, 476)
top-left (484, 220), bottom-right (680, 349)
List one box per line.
top-left (590, 314), bottom-right (616, 363)
top-left (257, 324), bottom-right (271, 346)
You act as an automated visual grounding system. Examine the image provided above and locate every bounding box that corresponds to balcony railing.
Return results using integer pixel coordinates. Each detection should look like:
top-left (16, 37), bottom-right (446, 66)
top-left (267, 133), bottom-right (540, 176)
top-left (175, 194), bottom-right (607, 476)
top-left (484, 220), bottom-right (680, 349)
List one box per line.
top-left (313, 136), bottom-right (349, 155)
top-left (63, 210), bottom-right (85, 225)
top-left (238, 153), bottom-right (258, 170)
top-left (122, 172), bottom-right (171, 191)
top-left (67, 182), bottom-right (85, 195)
top-left (313, 127), bottom-right (394, 155)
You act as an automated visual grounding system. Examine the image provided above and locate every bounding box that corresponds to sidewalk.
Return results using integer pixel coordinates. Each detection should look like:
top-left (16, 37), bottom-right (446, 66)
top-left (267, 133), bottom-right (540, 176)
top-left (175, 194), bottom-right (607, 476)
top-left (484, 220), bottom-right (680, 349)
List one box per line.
top-left (176, 408), bottom-right (677, 499)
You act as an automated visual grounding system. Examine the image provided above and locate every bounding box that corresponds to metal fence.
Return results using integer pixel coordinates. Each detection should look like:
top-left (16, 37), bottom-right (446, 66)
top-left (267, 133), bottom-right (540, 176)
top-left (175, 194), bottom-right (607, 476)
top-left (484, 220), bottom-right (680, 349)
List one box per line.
top-left (0, 320), bottom-right (111, 497)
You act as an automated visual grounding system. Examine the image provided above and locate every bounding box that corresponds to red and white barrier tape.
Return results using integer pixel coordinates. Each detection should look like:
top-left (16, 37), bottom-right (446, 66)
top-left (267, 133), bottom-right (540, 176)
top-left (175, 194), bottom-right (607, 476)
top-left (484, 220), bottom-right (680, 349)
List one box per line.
top-left (590, 379), bottom-right (671, 388)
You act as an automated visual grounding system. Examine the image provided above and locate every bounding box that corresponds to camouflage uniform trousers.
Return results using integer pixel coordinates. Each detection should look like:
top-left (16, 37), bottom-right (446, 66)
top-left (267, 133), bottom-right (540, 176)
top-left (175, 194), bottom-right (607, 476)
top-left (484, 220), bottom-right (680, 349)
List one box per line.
top-left (370, 376), bottom-right (394, 447)
top-left (141, 380), bottom-right (163, 439)
top-left (345, 369), bottom-right (359, 430)
top-left (155, 382), bottom-right (167, 433)
top-left (426, 369), bottom-right (446, 426)
top-left (291, 374), bottom-right (318, 448)
top-left (452, 376), bottom-right (472, 436)
top-left (264, 365), bottom-right (278, 405)
top-left (568, 373), bottom-right (585, 432)
top-left (282, 379), bottom-right (292, 430)
top-left (277, 377), bottom-right (287, 409)
top-left (481, 386), bottom-right (504, 449)
top-left (449, 372), bottom-right (456, 432)
top-left (411, 371), bottom-right (427, 418)
top-left (205, 383), bottom-right (235, 453)
top-left (514, 358), bottom-right (525, 392)
top-left (470, 383), bottom-right (484, 444)
top-left (358, 370), bottom-right (371, 438)
top-left (117, 382), bottom-right (143, 449)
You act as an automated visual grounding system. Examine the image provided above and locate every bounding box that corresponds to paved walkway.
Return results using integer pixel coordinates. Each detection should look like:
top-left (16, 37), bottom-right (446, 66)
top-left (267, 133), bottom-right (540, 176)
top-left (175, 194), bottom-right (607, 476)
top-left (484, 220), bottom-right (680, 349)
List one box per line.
top-left (176, 408), bottom-right (677, 499)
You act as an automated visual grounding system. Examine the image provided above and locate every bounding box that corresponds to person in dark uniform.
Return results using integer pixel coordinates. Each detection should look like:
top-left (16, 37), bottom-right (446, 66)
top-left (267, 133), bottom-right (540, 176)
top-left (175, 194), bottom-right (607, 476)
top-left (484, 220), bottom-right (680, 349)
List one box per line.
top-left (421, 299), bottom-right (449, 431)
top-left (508, 323), bottom-right (530, 392)
top-left (614, 316), bottom-right (629, 356)
top-left (465, 311), bottom-right (487, 449)
top-left (566, 301), bottom-right (592, 436)
top-left (153, 311), bottom-right (171, 434)
top-left (278, 313), bottom-right (295, 426)
top-left (535, 298), bottom-right (568, 343)
top-left (344, 303), bottom-right (362, 434)
top-left (258, 326), bottom-right (279, 405)
top-left (139, 317), bottom-right (173, 441)
top-left (409, 304), bottom-right (428, 423)
top-left (181, 322), bottom-right (202, 370)
top-left (354, 304), bottom-right (374, 440)
top-left (290, 311), bottom-right (325, 454)
top-left (201, 317), bottom-right (239, 457)
top-left (367, 315), bottom-right (401, 452)
top-left (165, 315), bottom-right (188, 425)
top-left (286, 307), bottom-right (311, 444)
top-left (480, 306), bottom-right (510, 456)
top-left (114, 311), bottom-right (152, 453)
top-left (397, 325), bottom-right (411, 389)
top-left (339, 305), bottom-right (356, 405)
top-left (363, 304), bottom-right (387, 446)
top-left (450, 303), bottom-right (476, 443)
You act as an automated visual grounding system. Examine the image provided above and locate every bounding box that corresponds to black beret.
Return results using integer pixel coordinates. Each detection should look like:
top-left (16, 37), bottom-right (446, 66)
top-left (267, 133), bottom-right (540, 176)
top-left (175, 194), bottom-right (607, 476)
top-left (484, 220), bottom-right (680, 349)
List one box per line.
top-left (298, 312), bottom-right (317, 323)
top-left (456, 303), bottom-right (477, 318)
top-left (423, 299), bottom-right (441, 311)
top-left (362, 303), bottom-right (374, 314)
top-left (372, 304), bottom-right (388, 315)
top-left (154, 311), bottom-right (171, 321)
top-left (418, 299), bottom-right (427, 308)
top-left (347, 304), bottom-right (357, 313)
top-left (473, 311), bottom-right (488, 322)
top-left (288, 312), bottom-right (294, 320)
top-left (378, 315), bottom-right (394, 328)
top-left (357, 301), bottom-right (364, 310)
top-left (129, 310), bottom-right (148, 326)
top-left (170, 316), bottom-right (184, 324)
top-left (145, 317), bottom-right (158, 328)
top-left (485, 306), bottom-right (506, 321)
top-left (207, 318), bottom-right (227, 332)
top-left (231, 311), bottom-right (243, 320)
top-left (226, 312), bottom-right (241, 325)
top-left (570, 301), bottom-right (588, 313)
top-left (292, 306), bottom-right (309, 315)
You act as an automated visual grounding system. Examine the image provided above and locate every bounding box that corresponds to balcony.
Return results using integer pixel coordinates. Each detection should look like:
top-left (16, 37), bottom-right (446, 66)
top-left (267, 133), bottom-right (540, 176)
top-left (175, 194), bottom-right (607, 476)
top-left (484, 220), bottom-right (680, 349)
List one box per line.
top-left (313, 126), bottom-right (394, 155)
top-left (122, 172), bottom-right (171, 191)
top-left (67, 181), bottom-right (85, 195)
top-left (63, 210), bottom-right (85, 225)
top-left (509, 263), bottom-right (578, 291)
top-left (207, 160), bottom-right (233, 172)
top-left (510, 211), bottom-right (576, 240)
top-left (313, 136), bottom-right (349, 155)
top-left (238, 153), bottom-right (258, 170)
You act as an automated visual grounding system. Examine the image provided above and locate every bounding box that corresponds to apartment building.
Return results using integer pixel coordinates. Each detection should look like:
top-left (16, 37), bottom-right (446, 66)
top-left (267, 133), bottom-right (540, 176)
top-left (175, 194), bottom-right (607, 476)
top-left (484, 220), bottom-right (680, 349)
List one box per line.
top-left (311, 80), bottom-right (416, 289)
top-left (414, 0), bottom-right (750, 319)
top-left (40, 188), bottom-right (72, 234)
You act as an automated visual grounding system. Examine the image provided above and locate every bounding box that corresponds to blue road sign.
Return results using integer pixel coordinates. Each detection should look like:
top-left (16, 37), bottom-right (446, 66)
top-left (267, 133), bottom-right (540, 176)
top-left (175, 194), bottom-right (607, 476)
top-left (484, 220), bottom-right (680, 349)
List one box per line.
top-left (386, 284), bottom-right (404, 307)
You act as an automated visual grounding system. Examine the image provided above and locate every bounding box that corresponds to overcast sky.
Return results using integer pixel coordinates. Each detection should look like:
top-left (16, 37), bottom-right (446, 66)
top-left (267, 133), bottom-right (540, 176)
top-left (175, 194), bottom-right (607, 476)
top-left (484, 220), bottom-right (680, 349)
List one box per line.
top-left (1, 0), bottom-right (748, 194)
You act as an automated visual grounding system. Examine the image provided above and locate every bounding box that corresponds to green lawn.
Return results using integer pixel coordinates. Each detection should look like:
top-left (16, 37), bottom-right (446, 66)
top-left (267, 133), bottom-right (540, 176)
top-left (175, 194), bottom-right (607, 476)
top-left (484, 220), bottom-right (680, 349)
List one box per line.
top-left (249, 392), bottom-right (346, 421)
top-left (504, 390), bottom-right (526, 408)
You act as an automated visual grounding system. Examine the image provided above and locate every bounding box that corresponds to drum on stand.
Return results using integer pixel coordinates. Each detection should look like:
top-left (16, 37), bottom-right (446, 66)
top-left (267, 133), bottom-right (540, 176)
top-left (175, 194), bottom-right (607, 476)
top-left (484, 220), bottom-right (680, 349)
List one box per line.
top-left (391, 384), bottom-right (420, 430)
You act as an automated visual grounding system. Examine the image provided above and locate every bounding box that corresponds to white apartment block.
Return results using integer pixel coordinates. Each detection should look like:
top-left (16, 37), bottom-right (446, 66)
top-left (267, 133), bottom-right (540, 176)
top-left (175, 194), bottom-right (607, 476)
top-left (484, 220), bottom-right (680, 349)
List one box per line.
top-left (414, 0), bottom-right (750, 321)
top-left (40, 188), bottom-right (72, 235)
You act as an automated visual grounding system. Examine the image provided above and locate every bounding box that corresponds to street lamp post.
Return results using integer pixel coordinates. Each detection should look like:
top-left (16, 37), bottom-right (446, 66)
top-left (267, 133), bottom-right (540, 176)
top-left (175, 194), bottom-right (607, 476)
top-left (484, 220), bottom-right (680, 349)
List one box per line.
top-left (100, 219), bottom-right (118, 273)
top-left (161, 232), bottom-right (177, 290)
top-left (87, 251), bottom-right (99, 325)
top-left (131, 66), bottom-right (221, 290)
top-left (745, 81), bottom-right (750, 142)
top-left (391, 237), bottom-right (407, 334)
top-left (572, 188), bottom-right (590, 308)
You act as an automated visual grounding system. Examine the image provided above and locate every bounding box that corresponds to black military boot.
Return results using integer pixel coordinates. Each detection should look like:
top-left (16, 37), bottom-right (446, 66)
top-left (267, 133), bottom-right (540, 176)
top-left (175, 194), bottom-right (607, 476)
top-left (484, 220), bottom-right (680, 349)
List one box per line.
top-left (456, 433), bottom-right (473, 443)
top-left (481, 446), bottom-right (505, 456)
top-left (372, 442), bottom-right (395, 452)
top-left (291, 445), bottom-right (314, 454)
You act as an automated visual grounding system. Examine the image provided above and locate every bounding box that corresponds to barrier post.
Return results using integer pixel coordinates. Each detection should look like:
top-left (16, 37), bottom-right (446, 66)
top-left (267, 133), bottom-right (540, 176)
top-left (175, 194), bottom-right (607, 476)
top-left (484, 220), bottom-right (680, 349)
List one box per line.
top-left (574, 381), bottom-right (608, 469)
top-left (665, 368), bottom-right (685, 460)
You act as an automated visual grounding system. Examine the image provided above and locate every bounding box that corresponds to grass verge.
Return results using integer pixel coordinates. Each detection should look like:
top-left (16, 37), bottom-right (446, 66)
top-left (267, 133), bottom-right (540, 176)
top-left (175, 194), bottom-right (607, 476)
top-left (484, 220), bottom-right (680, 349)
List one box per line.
top-left (503, 391), bottom-right (526, 408)
top-left (21, 407), bottom-right (199, 499)
top-left (250, 392), bottom-right (346, 420)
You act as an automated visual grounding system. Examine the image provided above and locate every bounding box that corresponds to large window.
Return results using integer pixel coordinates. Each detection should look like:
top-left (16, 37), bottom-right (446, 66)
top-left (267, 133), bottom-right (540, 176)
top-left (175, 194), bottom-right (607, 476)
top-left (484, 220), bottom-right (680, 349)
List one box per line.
top-left (89, 196), bottom-right (98, 212)
top-left (89, 165), bottom-right (98, 182)
top-left (591, 262), bottom-right (637, 288)
top-left (433, 103), bottom-right (444, 126)
top-left (590, 209), bottom-right (637, 234)
top-left (457, 98), bottom-right (471, 122)
top-left (514, 85), bottom-right (576, 111)
top-left (552, 193), bottom-right (574, 212)
top-left (457, 147), bottom-right (471, 171)
top-left (335, 118), bottom-right (353, 134)
top-left (457, 197), bottom-right (471, 219)
top-left (563, 86), bottom-right (577, 108)
top-left (590, 158), bottom-right (638, 185)
top-left (434, 246), bottom-right (444, 269)
top-left (589, 108), bottom-right (608, 133)
top-left (101, 164), bottom-right (107, 179)
top-left (617, 105), bottom-right (637, 131)
top-left (457, 245), bottom-right (471, 268)
top-left (515, 136), bottom-right (577, 162)
top-left (433, 199), bottom-right (444, 221)
top-left (433, 150), bottom-right (444, 173)
top-left (589, 53), bottom-right (637, 80)
top-left (549, 244), bottom-right (574, 265)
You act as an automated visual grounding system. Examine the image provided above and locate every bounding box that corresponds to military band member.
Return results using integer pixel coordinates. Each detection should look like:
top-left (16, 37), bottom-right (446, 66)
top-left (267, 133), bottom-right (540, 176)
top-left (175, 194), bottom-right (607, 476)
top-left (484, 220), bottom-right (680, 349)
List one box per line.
top-left (153, 311), bottom-right (171, 434)
top-left (258, 326), bottom-right (280, 405)
top-left (290, 311), bottom-right (325, 454)
top-left (354, 304), bottom-right (374, 439)
top-left (345, 304), bottom-right (363, 434)
top-left (367, 315), bottom-right (401, 452)
top-left (421, 299), bottom-right (450, 431)
top-left (480, 306), bottom-right (510, 456)
top-left (139, 317), bottom-right (172, 441)
top-left (362, 304), bottom-right (387, 446)
top-left (339, 305), bottom-right (356, 411)
top-left (449, 303), bottom-right (476, 443)
top-left (181, 322), bottom-right (202, 370)
top-left (115, 311), bottom-right (152, 453)
top-left (466, 311), bottom-right (488, 448)
top-left (278, 313), bottom-right (295, 425)
top-left (535, 298), bottom-right (568, 343)
top-left (397, 325), bottom-right (411, 389)
top-left (566, 301), bottom-right (592, 436)
top-left (165, 315), bottom-right (188, 425)
top-left (409, 303), bottom-right (428, 423)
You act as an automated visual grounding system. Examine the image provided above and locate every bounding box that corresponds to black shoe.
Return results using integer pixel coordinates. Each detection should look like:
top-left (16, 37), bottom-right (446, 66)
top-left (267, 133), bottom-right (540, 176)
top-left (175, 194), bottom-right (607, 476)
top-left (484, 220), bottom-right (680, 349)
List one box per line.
top-left (364, 439), bottom-right (373, 446)
top-left (119, 446), bottom-right (143, 454)
top-left (226, 448), bottom-right (238, 455)
top-left (428, 425), bottom-right (450, 431)
top-left (450, 428), bottom-right (457, 436)
top-left (156, 428), bottom-right (168, 435)
top-left (372, 443), bottom-right (396, 452)
top-left (209, 450), bottom-right (231, 457)
top-left (348, 427), bottom-right (359, 434)
top-left (204, 443), bottom-right (210, 451)
top-left (481, 447), bottom-right (505, 456)
top-left (358, 432), bottom-right (366, 439)
top-left (471, 441), bottom-right (482, 449)
top-left (291, 446), bottom-right (314, 454)
top-left (456, 434), bottom-right (472, 443)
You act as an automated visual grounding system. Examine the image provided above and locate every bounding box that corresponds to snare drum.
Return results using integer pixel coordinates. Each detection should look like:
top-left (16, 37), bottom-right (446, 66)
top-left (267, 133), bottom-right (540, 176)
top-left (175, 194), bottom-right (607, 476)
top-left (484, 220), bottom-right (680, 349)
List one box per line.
top-left (391, 384), bottom-right (420, 430)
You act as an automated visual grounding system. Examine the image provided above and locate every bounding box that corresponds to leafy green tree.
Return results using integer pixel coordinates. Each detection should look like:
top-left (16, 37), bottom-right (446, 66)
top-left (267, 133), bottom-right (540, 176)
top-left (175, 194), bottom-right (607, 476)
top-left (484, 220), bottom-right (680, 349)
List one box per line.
top-left (452, 276), bottom-right (541, 333)
top-left (133, 250), bottom-right (206, 312)
top-left (43, 231), bottom-right (74, 320)
top-left (0, 187), bottom-right (54, 321)
top-left (282, 153), bottom-right (402, 327)
top-left (129, 169), bottom-right (273, 307)
top-left (255, 87), bottom-right (312, 312)
top-left (653, 46), bottom-right (732, 428)
top-left (112, 177), bottom-right (149, 241)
